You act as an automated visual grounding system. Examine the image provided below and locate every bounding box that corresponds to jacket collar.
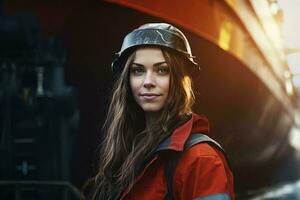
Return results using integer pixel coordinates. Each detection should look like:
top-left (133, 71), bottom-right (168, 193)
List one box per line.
top-left (155, 113), bottom-right (209, 152)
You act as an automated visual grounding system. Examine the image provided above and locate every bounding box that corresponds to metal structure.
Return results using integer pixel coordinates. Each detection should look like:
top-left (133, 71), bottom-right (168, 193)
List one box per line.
top-left (0, 11), bottom-right (80, 200)
top-left (1, 0), bottom-right (300, 198)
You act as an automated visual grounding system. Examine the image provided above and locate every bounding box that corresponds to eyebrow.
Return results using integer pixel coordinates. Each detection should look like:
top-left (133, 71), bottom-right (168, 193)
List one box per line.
top-left (131, 61), bottom-right (167, 67)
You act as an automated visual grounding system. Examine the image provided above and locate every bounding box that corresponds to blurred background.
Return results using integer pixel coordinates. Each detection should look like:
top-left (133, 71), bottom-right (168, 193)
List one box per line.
top-left (1, 0), bottom-right (300, 199)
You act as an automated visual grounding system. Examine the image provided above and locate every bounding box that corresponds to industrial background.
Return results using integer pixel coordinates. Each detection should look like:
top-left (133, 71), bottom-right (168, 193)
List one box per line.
top-left (1, 0), bottom-right (300, 199)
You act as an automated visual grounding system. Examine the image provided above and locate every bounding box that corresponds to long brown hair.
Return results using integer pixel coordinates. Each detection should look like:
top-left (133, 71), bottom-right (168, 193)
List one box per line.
top-left (92, 47), bottom-right (195, 200)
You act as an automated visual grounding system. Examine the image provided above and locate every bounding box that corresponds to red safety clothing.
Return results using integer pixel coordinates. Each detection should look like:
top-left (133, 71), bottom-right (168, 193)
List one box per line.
top-left (120, 113), bottom-right (234, 200)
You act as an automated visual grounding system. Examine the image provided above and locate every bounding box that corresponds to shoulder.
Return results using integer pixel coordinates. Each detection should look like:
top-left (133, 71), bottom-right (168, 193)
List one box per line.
top-left (173, 142), bottom-right (231, 182)
top-left (177, 142), bottom-right (225, 170)
top-left (172, 143), bottom-right (234, 199)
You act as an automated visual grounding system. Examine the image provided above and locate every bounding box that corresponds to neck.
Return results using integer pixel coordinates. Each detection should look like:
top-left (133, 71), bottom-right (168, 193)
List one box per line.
top-left (145, 111), bottom-right (162, 129)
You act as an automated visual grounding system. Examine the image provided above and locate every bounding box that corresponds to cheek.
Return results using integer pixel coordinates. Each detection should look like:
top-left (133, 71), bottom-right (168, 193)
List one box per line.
top-left (161, 77), bottom-right (170, 92)
top-left (129, 76), bottom-right (139, 94)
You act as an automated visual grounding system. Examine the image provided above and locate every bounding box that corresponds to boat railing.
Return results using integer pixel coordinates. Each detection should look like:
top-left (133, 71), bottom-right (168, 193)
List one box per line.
top-left (0, 180), bottom-right (85, 200)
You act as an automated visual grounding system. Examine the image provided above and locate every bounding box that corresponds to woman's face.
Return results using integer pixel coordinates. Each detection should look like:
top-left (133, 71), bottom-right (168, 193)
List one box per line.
top-left (129, 47), bottom-right (170, 113)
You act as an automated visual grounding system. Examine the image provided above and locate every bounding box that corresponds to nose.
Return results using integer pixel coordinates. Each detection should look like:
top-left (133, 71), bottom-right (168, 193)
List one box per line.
top-left (143, 71), bottom-right (155, 89)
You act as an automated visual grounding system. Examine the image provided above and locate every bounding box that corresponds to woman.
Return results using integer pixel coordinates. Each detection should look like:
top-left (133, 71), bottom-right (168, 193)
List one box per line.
top-left (91, 23), bottom-right (234, 200)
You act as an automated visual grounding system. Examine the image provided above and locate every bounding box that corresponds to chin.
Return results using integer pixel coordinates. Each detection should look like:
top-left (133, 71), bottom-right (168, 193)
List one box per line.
top-left (141, 106), bottom-right (163, 113)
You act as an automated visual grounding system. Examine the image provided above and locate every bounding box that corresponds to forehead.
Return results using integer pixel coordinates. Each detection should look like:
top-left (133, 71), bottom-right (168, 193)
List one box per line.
top-left (133, 47), bottom-right (166, 64)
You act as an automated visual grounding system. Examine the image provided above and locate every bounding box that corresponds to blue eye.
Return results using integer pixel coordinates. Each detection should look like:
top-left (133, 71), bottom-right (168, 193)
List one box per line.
top-left (157, 66), bottom-right (170, 75)
top-left (131, 66), bottom-right (144, 75)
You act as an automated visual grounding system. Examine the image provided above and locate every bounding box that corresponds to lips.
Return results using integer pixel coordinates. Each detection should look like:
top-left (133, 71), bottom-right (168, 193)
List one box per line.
top-left (140, 93), bottom-right (161, 101)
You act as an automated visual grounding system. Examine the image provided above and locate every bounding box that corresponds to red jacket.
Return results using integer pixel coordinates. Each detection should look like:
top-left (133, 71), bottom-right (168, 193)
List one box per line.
top-left (121, 113), bottom-right (235, 200)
